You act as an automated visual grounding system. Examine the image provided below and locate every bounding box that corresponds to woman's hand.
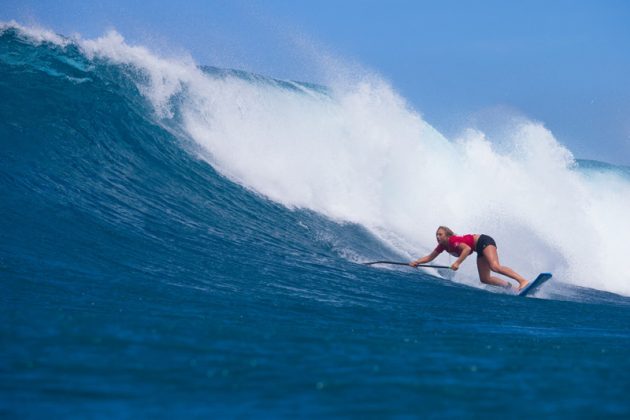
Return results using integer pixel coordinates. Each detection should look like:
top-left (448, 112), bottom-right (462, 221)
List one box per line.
top-left (409, 261), bottom-right (419, 267)
top-left (450, 262), bottom-right (460, 271)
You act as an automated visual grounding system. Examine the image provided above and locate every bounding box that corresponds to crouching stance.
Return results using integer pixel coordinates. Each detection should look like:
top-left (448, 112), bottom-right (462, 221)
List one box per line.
top-left (410, 226), bottom-right (529, 290)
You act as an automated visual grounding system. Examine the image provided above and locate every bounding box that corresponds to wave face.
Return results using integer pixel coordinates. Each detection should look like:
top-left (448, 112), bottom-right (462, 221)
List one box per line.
top-left (2, 23), bottom-right (630, 417)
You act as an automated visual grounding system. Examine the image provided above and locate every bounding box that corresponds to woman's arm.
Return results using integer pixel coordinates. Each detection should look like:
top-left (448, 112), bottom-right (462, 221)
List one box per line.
top-left (450, 244), bottom-right (472, 270)
top-left (410, 248), bottom-right (441, 267)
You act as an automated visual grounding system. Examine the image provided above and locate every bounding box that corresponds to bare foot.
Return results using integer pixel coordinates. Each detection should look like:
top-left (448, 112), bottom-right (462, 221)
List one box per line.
top-left (518, 281), bottom-right (529, 291)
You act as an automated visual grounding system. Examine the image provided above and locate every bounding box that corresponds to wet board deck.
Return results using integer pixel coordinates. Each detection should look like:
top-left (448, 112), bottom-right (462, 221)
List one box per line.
top-left (519, 273), bottom-right (553, 297)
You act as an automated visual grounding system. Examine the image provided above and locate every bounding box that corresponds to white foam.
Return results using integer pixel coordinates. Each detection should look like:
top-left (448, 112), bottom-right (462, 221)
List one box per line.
top-left (1, 20), bottom-right (70, 46)
top-left (177, 73), bottom-right (630, 296)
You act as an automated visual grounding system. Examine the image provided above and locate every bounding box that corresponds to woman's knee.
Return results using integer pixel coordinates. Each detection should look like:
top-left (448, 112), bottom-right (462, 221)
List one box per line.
top-left (479, 275), bottom-right (492, 284)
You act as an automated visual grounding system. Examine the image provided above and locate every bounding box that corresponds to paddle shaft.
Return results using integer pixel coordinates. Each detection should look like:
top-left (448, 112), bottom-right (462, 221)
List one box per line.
top-left (363, 260), bottom-right (452, 270)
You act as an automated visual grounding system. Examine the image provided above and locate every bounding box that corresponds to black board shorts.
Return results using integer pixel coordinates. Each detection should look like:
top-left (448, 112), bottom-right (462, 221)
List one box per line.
top-left (476, 234), bottom-right (497, 258)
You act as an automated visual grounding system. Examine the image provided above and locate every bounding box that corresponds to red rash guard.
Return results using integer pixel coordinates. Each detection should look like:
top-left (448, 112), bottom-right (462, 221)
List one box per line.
top-left (434, 234), bottom-right (475, 257)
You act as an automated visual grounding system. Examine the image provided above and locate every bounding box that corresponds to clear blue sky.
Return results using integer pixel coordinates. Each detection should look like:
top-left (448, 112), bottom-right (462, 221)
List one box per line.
top-left (3, 0), bottom-right (629, 165)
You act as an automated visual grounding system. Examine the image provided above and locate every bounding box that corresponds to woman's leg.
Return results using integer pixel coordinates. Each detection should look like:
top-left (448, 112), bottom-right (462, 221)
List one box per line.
top-left (476, 254), bottom-right (511, 288)
top-left (481, 245), bottom-right (529, 290)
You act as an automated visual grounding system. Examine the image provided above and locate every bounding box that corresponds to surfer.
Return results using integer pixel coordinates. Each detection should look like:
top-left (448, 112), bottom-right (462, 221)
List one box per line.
top-left (410, 226), bottom-right (529, 291)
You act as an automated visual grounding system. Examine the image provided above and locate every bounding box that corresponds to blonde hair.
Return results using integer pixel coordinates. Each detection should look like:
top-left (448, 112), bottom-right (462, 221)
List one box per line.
top-left (437, 226), bottom-right (455, 237)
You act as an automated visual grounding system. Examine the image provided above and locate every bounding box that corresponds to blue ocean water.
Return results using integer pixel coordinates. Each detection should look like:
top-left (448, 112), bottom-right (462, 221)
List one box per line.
top-left (2, 24), bottom-right (630, 417)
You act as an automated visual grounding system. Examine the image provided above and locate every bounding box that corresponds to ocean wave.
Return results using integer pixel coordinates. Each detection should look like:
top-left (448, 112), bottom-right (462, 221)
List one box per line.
top-left (2, 22), bottom-right (630, 297)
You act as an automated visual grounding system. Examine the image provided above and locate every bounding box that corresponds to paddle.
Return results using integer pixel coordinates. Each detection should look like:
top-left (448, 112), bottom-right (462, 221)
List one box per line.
top-left (363, 260), bottom-right (452, 269)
